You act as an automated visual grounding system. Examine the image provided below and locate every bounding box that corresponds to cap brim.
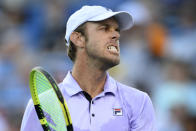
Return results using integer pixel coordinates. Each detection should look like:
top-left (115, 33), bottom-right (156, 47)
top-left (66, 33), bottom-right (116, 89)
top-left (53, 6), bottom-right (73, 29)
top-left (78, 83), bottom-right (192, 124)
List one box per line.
top-left (88, 11), bottom-right (133, 31)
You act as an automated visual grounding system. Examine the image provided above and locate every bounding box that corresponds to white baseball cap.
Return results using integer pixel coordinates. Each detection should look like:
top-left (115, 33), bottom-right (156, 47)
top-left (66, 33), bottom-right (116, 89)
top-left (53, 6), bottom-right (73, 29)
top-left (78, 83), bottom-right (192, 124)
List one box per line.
top-left (65, 5), bottom-right (134, 46)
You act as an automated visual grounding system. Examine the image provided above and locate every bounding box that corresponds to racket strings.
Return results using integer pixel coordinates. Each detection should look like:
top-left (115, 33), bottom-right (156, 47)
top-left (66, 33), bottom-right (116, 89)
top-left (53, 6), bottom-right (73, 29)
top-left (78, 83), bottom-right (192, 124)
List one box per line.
top-left (34, 71), bottom-right (68, 131)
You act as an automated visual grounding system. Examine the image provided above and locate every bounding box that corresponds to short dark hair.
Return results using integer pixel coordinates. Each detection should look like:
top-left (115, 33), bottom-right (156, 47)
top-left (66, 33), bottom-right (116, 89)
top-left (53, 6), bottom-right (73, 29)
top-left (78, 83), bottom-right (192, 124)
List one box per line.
top-left (66, 23), bottom-right (87, 62)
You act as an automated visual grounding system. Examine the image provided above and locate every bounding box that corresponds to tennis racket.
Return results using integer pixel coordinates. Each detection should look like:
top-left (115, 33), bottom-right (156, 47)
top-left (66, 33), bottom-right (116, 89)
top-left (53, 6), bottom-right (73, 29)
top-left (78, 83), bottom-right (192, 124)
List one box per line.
top-left (29, 66), bottom-right (73, 131)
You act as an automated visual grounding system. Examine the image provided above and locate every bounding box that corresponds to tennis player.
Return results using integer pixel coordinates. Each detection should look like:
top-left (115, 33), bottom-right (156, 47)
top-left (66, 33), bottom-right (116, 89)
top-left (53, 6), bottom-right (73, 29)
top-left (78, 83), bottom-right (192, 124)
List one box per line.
top-left (21, 5), bottom-right (156, 131)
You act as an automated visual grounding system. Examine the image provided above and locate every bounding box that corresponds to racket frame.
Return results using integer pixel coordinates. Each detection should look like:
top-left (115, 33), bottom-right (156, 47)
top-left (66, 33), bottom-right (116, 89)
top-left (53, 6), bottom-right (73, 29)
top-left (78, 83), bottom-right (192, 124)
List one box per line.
top-left (29, 67), bottom-right (73, 131)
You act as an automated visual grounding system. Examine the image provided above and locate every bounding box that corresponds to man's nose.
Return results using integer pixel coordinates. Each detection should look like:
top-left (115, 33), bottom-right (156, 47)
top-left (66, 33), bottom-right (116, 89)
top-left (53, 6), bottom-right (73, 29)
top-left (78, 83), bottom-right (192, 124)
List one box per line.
top-left (111, 29), bottom-right (120, 41)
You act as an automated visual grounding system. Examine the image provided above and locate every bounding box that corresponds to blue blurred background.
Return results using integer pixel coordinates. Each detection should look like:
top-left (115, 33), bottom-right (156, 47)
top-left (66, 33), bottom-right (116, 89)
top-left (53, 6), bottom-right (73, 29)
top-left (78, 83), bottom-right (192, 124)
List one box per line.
top-left (0, 0), bottom-right (196, 130)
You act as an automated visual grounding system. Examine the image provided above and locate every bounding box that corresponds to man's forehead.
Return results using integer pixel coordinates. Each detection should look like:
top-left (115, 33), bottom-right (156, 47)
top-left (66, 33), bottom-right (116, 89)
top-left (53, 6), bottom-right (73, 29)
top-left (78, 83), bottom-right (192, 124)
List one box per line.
top-left (89, 17), bottom-right (119, 27)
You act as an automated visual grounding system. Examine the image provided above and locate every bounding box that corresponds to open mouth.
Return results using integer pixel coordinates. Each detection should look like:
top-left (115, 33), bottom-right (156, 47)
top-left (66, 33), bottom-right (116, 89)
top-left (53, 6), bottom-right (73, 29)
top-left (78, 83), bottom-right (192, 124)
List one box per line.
top-left (107, 45), bottom-right (119, 54)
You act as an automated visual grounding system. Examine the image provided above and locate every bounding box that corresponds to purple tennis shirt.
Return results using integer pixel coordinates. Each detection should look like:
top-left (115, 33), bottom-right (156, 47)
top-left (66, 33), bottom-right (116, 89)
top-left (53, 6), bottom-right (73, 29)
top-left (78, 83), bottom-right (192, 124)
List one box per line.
top-left (21, 72), bottom-right (157, 131)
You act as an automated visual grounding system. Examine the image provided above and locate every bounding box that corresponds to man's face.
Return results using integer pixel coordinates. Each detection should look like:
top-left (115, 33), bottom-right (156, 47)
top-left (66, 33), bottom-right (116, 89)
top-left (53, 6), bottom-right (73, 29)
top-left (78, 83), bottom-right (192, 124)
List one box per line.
top-left (84, 18), bottom-right (120, 69)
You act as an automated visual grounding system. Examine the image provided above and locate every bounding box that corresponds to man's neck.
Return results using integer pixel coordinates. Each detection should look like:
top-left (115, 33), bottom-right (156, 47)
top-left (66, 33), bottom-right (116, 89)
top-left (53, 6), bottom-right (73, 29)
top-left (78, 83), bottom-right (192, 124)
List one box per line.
top-left (72, 60), bottom-right (107, 98)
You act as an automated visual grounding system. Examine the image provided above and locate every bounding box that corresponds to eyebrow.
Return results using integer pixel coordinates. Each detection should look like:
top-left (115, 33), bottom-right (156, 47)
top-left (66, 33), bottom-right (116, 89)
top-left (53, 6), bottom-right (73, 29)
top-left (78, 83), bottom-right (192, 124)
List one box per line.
top-left (96, 22), bottom-right (120, 32)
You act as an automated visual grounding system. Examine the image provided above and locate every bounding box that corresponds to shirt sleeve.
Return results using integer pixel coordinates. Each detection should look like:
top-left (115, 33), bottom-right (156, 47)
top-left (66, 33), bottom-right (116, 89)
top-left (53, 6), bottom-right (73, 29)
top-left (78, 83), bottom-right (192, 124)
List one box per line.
top-left (20, 99), bottom-right (43, 131)
top-left (130, 94), bottom-right (157, 131)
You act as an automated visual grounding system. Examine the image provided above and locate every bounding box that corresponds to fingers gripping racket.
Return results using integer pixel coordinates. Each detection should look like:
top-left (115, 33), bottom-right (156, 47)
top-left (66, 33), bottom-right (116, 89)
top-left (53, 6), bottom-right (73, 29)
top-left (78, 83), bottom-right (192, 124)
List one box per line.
top-left (29, 66), bottom-right (73, 131)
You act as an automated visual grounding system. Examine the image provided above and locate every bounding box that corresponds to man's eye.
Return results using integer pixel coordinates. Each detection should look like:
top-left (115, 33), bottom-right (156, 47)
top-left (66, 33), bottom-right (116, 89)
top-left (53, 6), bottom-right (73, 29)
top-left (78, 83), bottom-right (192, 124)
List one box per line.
top-left (116, 28), bottom-right (120, 33)
top-left (100, 26), bottom-right (106, 30)
top-left (100, 26), bottom-right (109, 31)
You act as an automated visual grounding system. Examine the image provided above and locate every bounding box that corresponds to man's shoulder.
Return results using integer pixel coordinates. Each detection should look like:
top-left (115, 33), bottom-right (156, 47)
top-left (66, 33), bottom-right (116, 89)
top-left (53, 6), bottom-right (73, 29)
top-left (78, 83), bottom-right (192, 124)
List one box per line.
top-left (58, 82), bottom-right (64, 89)
top-left (116, 81), bottom-right (148, 99)
top-left (115, 81), bottom-right (151, 110)
top-left (116, 81), bottom-right (153, 118)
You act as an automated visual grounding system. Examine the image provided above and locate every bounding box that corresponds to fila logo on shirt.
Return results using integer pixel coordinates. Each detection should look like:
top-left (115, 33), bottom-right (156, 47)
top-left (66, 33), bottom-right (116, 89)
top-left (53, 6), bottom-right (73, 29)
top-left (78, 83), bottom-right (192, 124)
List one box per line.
top-left (113, 108), bottom-right (123, 116)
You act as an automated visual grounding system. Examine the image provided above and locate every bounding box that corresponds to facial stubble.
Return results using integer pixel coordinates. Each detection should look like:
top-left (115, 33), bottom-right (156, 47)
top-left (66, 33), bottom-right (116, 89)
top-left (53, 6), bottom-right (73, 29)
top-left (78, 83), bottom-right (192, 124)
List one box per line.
top-left (85, 41), bottom-right (120, 71)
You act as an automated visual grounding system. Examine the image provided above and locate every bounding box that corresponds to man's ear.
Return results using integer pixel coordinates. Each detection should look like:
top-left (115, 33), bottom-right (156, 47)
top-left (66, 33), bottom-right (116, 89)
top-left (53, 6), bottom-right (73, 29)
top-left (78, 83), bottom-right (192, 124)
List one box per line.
top-left (70, 32), bottom-right (85, 48)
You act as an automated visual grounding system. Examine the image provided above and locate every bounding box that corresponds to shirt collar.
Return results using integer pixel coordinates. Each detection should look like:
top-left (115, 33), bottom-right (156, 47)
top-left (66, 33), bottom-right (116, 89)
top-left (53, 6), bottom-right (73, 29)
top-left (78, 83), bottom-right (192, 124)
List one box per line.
top-left (62, 71), bottom-right (82, 96)
top-left (103, 72), bottom-right (117, 96)
top-left (62, 71), bottom-right (117, 97)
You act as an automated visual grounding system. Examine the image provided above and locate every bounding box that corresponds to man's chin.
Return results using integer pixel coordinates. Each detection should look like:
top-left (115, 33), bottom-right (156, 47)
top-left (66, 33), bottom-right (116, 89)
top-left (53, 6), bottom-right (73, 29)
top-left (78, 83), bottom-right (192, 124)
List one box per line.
top-left (100, 58), bottom-right (120, 70)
